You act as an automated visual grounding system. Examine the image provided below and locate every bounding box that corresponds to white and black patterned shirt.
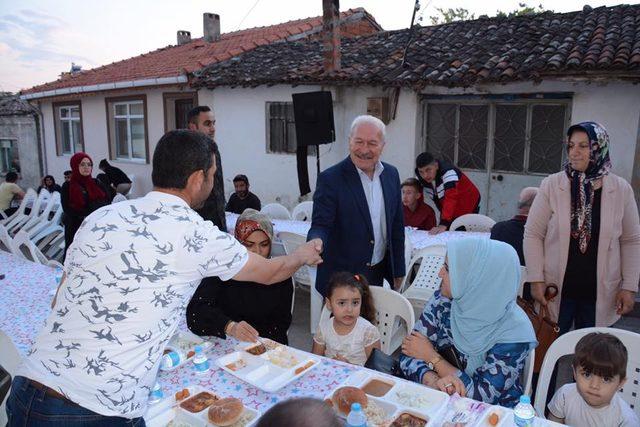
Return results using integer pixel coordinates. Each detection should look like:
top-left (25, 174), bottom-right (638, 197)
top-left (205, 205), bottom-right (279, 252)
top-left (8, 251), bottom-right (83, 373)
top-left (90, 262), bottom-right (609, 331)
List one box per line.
top-left (18, 191), bottom-right (248, 418)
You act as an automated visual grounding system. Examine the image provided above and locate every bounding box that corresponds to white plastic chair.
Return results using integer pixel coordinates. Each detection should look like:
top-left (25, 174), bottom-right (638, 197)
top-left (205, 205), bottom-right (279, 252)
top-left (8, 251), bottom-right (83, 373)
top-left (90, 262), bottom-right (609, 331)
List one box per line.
top-left (320, 286), bottom-right (415, 355)
top-left (0, 225), bottom-right (13, 252)
top-left (534, 327), bottom-right (640, 418)
top-left (400, 245), bottom-right (446, 320)
top-left (278, 231), bottom-right (322, 333)
top-left (404, 231), bottom-right (414, 272)
top-left (12, 230), bottom-right (63, 269)
top-left (0, 329), bottom-right (22, 426)
top-left (519, 265), bottom-right (527, 298)
top-left (112, 193), bottom-right (128, 203)
top-left (21, 191), bottom-right (60, 237)
top-left (126, 174), bottom-right (136, 199)
top-left (291, 201), bottom-right (313, 222)
top-left (450, 214), bottom-right (496, 232)
top-left (7, 189), bottom-right (49, 236)
top-left (523, 348), bottom-right (535, 396)
top-left (2, 188), bottom-right (36, 229)
top-left (261, 203), bottom-right (292, 220)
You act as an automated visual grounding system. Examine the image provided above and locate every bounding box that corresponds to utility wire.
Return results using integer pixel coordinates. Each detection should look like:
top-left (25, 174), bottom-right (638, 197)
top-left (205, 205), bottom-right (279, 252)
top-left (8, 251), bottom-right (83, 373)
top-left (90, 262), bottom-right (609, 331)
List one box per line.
top-left (236, 0), bottom-right (262, 30)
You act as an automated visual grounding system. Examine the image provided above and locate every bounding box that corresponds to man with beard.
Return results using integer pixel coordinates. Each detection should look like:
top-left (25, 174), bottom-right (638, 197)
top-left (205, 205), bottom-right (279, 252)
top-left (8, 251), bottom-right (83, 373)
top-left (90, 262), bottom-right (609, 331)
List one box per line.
top-left (187, 106), bottom-right (227, 232)
top-left (308, 115), bottom-right (405, 294)
top-left (225, 174), bottom-right (261, 214)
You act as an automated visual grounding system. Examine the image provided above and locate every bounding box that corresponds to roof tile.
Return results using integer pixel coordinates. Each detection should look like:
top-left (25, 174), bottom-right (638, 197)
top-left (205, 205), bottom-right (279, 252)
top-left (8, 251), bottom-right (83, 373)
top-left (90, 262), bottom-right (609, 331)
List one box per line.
top-left (22, 8), bottom-right (382, 95)
top-left (192, 4), bottom-right (640, 89)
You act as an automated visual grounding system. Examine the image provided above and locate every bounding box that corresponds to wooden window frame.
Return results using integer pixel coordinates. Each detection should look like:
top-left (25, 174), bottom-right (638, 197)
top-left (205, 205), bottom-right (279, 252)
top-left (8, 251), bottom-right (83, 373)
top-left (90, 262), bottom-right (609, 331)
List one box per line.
top-left (162, 92), bottom-right (199, 132)
top-left (52, 100), bottom-right (85, 156)
top-left (105, 95), bottom-right (150, 164)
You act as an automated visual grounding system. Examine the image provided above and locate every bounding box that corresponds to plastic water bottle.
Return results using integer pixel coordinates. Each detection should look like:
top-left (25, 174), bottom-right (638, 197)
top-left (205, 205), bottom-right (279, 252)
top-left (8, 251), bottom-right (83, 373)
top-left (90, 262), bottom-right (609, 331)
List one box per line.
top-left (160, 351), bottom-right (182, 369)
top-left (346, 402), bottom-right (367, 427)
top-left (148, 381), bottom-right (163, 404)
top-left (192, 345), bottom-right (210, 374)
top-left (513, 395), bottom-right (535, 426)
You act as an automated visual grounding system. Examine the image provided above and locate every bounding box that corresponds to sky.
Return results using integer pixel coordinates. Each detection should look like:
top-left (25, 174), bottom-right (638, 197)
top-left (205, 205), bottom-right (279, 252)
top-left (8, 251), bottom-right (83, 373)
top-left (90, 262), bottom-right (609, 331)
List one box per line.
top-left (0, 0), bottom-right (637, 92)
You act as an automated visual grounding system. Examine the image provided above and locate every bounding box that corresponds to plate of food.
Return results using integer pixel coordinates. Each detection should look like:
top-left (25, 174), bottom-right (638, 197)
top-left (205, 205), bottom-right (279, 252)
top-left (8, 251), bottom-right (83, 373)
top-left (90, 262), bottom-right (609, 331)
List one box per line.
top-left (146, 386), bottom-right (261, 427)
top-left (327, 371), bottom-right (449, 425)
top-left (326, 386), bottom-right (399, 427)
top-left (217, 342), bottom-right (320, 392)
top-left (160, 331), bottom-right (212, 371)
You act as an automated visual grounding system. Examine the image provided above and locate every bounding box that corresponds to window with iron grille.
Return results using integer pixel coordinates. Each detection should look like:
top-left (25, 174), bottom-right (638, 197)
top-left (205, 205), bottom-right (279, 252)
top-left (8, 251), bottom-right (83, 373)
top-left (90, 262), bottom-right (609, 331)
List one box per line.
top-left (424, 100), bottom-right (569, 174)
top-left (266, 102), bottom-right (315, 155)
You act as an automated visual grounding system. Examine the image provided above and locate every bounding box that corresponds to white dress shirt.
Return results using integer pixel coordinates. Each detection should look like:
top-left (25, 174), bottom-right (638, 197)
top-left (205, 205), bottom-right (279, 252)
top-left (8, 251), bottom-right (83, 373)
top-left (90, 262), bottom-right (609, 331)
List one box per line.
top-left (356, 161), bottom-right (387, 265)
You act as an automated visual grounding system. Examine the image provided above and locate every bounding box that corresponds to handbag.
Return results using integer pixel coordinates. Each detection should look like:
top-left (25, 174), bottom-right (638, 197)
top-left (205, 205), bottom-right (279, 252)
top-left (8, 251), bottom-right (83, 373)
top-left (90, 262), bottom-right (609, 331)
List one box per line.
top-left (516, 285), bottom-right (560, 373)
top-left (439, 345), bottom-right (466, 372)
top-left (364, 348), bottom-right (406, 379)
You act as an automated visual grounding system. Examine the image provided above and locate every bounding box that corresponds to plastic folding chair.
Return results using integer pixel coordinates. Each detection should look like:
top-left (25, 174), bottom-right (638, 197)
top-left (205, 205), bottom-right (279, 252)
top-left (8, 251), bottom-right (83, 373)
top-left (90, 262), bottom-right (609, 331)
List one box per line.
top-left (320, 286), bottom-right (415, 355)
top-left (534, 327), bottom-right (640, 418)
top-left (12, 230), bottom-right (63, 269)
top-left (400, 244), bottom-right (446, 320)
top-left (450, 214), bottom-right (496, 232)
top-left (291, 201), bottom-right (313, 222)
top-left (261, 203), bottom-right (292, 220)
top-left (2, 188), bottom-right (36, 229)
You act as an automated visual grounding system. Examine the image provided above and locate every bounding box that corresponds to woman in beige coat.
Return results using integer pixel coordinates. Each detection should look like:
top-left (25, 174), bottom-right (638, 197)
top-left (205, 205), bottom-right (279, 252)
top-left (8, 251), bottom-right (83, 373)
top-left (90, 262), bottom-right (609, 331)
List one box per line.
top-left (524, 121), bottom-right (640, 333)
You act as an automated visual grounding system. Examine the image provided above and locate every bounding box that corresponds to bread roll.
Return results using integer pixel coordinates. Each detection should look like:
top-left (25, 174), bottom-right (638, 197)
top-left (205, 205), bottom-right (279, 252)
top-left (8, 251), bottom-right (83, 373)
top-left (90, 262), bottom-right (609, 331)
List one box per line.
top-left (331, 386), bottom-right (368, 415)
top-left (207, 397), bottom-right (244, 426)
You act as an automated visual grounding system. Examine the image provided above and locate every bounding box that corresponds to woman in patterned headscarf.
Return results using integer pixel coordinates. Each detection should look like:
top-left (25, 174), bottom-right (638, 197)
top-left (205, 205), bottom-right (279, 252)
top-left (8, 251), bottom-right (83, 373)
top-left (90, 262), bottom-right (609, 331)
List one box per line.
top-left (187, 209), bottom-right (293, 344)
top-left (524, 122), bottom-right (640, 334)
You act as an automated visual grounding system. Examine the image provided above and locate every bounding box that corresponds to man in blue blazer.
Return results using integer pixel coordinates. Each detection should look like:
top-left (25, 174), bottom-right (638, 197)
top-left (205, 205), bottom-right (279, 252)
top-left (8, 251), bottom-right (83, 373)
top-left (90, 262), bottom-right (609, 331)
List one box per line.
top-left (308, 115), bottom-right (405, 297)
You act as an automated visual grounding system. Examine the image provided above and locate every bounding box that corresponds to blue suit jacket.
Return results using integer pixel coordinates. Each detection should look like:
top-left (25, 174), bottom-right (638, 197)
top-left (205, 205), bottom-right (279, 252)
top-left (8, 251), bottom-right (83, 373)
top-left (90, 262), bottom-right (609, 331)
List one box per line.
top-left (308, 156), bottom-right (405, 296)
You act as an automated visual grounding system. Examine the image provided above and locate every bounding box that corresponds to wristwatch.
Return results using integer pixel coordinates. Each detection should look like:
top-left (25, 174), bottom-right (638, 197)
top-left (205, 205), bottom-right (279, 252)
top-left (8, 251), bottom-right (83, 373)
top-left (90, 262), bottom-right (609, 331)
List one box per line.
top-left (427, 354), bottom-right (442, 370)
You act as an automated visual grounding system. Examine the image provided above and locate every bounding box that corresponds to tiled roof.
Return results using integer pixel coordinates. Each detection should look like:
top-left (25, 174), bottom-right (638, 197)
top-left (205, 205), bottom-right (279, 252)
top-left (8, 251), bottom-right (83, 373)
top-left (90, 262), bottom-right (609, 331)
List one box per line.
top-left (192, 4), bottom-right (640, 89)
top-left (0, 93), bottom-right (39, 116)
top-left (21, 8), bottom-right (381, 96)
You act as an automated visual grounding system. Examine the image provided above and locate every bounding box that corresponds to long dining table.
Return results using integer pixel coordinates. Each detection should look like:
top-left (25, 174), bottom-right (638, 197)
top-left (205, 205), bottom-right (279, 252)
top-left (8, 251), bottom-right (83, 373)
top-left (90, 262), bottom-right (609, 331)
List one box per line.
top-left (0, 250), bottom-right (564, 426)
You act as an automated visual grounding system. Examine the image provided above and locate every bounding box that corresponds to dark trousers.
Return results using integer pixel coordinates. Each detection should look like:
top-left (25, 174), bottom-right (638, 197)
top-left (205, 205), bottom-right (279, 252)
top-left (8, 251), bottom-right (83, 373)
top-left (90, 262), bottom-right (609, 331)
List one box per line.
top-left (557, 297), bottom-right (596, 335)
top-left (6, 376), bottom-right (145, 427)
top-left (362, 254), bottom-right (389, 287)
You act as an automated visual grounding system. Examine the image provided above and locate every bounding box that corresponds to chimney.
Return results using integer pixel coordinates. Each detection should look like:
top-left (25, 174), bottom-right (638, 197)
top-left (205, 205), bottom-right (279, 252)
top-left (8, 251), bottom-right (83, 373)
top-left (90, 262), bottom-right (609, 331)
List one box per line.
top-left (203, 13), bottom-right (221, 42)
top-left (322, 0), bottom-right (341, 73)
top-left (177, 30), bottom-right (191, 45)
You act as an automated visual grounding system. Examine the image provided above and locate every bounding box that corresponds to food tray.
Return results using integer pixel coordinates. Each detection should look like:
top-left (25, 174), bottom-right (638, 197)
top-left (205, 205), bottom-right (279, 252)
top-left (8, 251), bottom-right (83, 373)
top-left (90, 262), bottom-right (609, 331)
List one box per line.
top-left (217, 340), bottom-right (320, 393)
top-left (440, 394), bottom-right (490, 426)
top-left (474, 406), bottom-right (510, 427)
top-left (325, 370), bottom-right (450, 427)
top-left (144, 386), bottom-right (261, 427)
top-left (160, 331), bottom-right (212, 372)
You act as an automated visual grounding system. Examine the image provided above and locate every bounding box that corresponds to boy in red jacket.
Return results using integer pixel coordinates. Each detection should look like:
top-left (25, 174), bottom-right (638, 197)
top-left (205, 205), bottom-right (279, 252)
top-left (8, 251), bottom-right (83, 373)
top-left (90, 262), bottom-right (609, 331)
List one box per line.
top-left (415, 152), bottom-right (481, 234)
top-left (401, 178), bottom-right (436, 231)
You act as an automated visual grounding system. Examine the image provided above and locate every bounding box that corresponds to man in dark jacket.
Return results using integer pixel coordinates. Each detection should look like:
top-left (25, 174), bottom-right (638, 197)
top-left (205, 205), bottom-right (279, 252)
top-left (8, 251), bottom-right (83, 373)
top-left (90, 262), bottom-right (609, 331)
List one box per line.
top-left (308, 115), bottom-right (405, 294)
top-left (187, 106), bottom-right (226, 232)
top-left (415, 152), bottom-right (481, 234)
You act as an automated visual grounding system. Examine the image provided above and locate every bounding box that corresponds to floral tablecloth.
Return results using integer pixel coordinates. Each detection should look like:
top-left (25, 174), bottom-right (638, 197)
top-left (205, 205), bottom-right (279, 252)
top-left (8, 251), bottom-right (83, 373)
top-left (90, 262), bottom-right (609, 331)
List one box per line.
top-left (225, 212), bottom-right (489, 256)
top-left (1, 251), bottom-right (562, 426)
top-left (0, 251), bottom-right (357, 413)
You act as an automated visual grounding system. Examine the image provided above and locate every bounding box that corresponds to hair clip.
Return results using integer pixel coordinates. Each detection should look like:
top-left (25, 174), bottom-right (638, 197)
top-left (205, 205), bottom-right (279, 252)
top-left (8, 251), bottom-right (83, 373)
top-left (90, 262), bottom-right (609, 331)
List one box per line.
top-left (354, 274), bottom-right (360, 281)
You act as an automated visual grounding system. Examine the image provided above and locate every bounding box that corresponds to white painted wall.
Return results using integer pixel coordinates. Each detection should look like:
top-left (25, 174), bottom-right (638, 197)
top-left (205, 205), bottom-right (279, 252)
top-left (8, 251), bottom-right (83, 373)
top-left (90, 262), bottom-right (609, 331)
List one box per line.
top-left (38, 86), bottom-right (191, 197)
top-left (34, 80), bottom-right (639, 212)
top-left (206, 85), bottom-right (419, 208)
